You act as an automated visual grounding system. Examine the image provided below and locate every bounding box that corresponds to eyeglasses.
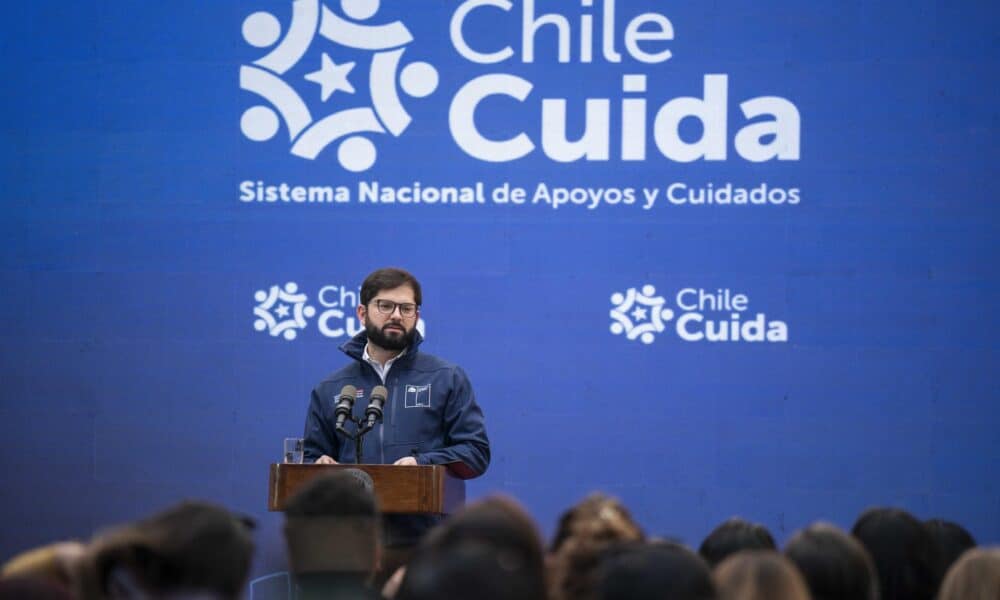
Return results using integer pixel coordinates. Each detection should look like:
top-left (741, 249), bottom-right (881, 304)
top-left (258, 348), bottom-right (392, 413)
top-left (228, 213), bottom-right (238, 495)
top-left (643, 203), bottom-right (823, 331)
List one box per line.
top-left (370, 299), bottom-right (418, 318)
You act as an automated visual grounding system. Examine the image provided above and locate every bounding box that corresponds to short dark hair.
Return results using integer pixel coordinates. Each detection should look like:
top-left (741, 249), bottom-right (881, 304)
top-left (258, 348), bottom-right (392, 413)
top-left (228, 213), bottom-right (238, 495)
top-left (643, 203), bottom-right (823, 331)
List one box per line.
top-left (283, 471), bottom-right (380, 575)
top-left (284, 471), bottom-right (378, 518)
top-left (851, 507), bottom-right (939, 600)
top-left (785, 522), bottom-right (879, 600)
top-left (360, 267), bottom-right (422, 306)
top-left (422, 495), bottom-right (545, 567)
top-left (925, 518), bottom-right (976, 582)
top-left (597, 541), bottom-right (717, 600)
top-left (397, 539), bottom-right (544, 600)
top-left (412, 496), bottom-right (546, 599)
top-left (698, 517), bottom-right (776, 568)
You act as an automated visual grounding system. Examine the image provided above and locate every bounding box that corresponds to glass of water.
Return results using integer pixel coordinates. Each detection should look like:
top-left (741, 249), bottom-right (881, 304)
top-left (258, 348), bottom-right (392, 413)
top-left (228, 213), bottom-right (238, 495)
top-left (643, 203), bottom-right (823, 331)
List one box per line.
top-left (283, 438), bottom-right (304, 464)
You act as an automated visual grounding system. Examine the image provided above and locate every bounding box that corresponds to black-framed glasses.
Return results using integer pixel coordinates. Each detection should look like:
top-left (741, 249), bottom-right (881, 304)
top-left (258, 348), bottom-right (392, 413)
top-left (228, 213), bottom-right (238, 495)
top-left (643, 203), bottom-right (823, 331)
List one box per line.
top-left (371, 299), bottom-right (418, 318)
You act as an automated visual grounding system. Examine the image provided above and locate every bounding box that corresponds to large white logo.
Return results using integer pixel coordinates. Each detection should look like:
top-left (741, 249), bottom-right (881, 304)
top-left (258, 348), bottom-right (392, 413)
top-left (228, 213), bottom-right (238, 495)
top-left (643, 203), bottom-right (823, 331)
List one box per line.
top-left (239, 0), bottom-right (439, 171)
top-left (610, 285), bottom-right (788, 344)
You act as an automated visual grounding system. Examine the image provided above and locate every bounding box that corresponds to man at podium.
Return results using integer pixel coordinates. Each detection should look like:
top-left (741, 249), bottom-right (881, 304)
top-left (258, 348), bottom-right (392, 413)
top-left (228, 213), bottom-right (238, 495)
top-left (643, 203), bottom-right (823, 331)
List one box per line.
top-left (302, 267), bottom-right (490, 550)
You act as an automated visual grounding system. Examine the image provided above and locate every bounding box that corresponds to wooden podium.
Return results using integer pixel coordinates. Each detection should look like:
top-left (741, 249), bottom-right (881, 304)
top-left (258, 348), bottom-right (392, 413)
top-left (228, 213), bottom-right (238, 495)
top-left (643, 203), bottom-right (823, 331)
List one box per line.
top-left (268, 463), bottom-right (466, 514)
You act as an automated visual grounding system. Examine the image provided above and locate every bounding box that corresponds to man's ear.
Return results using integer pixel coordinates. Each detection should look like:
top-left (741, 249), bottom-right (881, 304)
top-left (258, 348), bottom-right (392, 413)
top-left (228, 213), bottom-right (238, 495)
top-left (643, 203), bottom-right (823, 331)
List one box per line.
top-left (356, 303), bottom-right (366, 322)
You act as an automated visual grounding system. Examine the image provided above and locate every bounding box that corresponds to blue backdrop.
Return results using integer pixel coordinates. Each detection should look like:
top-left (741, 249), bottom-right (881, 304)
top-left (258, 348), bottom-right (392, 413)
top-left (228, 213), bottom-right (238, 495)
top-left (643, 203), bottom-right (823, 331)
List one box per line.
top-left (2, 0), bottom-right (998, 591)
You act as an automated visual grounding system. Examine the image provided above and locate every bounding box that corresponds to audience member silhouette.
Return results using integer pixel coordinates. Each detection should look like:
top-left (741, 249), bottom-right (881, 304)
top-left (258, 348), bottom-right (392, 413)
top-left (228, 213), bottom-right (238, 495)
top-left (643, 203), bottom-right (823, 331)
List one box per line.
top-left (548, 493), bottom-right (644, 600)
top-left (714, 550), bottom-right (811, 600)
top-left (851, 507), bottom-right (939, 600)
top-left (395, 495), bottom-right (547, 600)
top-left (397, 539), bottom-right (539, 600)
top-left (784, 522), bottom-right (878, 600)
top-left (596, 540), bottom-right (717, 600)
top-left (283, 470), bottom-right (383, 599)
top-left (74, 500), bottom-right (254, 600)
top-left (937, 546), bottom-right (1000, 600)
top-left (699, 517), bottom-right (777, 568)
top-left (925, 518), bottom-right (977, 584)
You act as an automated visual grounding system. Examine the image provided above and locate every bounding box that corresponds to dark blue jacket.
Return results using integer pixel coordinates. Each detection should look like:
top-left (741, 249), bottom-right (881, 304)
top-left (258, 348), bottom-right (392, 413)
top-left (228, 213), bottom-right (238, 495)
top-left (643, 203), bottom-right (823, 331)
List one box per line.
top-left (303, 331), bottom-right (490, 478)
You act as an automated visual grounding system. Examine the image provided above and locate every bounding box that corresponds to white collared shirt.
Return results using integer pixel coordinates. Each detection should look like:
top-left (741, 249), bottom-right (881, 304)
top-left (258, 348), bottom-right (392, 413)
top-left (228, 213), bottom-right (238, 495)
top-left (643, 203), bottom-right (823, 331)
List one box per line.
top-left (362, 343), bottom-right (406, 384)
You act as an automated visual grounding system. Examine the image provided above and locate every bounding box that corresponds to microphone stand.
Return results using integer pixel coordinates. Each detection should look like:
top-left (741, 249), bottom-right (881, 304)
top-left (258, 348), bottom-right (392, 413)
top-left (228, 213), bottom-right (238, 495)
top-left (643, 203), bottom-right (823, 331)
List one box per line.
top-left (336, 417), bottom-right (378, 465)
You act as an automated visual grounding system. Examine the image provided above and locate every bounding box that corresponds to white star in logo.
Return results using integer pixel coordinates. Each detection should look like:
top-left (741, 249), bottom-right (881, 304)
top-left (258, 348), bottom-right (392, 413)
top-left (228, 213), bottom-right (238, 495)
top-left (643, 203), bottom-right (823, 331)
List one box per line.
top-left (630, 306), bottom-right (648, 321)
top-left (304, 53), bottom-right (356, 101)
top-left (275, 304), bottom-right (291, 318)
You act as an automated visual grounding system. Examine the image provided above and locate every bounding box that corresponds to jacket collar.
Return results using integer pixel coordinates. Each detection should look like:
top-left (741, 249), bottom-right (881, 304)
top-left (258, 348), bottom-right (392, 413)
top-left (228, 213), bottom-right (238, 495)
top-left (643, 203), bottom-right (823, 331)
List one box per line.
top-left (339, 329), bottom-right (423, 363)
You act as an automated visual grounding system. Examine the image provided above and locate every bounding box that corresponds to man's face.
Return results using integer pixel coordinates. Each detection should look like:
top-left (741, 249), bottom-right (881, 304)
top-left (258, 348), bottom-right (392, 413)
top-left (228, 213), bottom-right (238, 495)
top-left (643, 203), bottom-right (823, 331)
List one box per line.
top-left (357, 284), bottom-right (419, 351)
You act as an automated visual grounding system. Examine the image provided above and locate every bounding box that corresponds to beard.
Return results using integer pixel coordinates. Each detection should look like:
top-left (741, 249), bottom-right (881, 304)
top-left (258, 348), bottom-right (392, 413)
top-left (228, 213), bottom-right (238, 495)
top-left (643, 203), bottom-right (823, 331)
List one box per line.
top-left (364, 317), bottom-right (415, 351)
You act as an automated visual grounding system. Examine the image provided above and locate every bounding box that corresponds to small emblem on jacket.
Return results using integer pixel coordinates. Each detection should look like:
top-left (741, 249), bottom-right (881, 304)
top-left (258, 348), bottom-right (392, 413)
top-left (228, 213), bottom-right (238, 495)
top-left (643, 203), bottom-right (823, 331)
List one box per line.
top-left (404, 384), bottom-right (431, 408)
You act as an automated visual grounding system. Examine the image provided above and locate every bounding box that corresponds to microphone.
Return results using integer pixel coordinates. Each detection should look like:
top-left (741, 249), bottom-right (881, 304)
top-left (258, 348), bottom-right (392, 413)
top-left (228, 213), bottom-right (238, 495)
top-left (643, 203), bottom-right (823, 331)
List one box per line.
top-left (362, 385), bottom-right (388, 432)
top-left (334, 384), bottom-right (357, 434)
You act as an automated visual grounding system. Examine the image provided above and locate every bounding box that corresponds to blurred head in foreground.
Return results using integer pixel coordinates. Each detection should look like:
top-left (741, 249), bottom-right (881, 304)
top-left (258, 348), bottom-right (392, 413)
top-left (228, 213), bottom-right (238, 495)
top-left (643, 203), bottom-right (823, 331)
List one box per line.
top-left (597, 540), bottom-right (717, 600)
top-left (283, 470), bottom-right (381, 578)
top-left (852, 507), bottom-right (938, 600)
top-left (75, 500), bottom-right (255, 600)
top-left (784, 522), bottom-right (877, 600)
top-left (397, 495), bottom-right (547, 600)
top-left (699, 517), bottom-right (776, 569)
top-left (925, 518), bottom-right (976, 582)
top-left (936, 547), bottom-right (1000, 600)
top-left (548, 493), bottom-right (645, 600)
top-left (714, 550), bottom-right (811, 600)
top-left (1, 541), bottom-right (85, 593)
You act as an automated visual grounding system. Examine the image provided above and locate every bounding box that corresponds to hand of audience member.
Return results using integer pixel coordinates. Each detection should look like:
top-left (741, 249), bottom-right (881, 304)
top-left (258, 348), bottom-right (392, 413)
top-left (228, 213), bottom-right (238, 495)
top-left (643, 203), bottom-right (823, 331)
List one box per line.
top-left (315, 455), bottom-right (338, 465)
top-left (393, 456), bottom-right (417, 466)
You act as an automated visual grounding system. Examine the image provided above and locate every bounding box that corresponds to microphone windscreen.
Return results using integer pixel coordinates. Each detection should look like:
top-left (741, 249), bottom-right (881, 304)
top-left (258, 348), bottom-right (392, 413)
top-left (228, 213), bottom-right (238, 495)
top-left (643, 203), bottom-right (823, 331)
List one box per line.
top-left (370, 385), bottom-right (388, 403)
top-left (339, 384), bottom-right (357, 403)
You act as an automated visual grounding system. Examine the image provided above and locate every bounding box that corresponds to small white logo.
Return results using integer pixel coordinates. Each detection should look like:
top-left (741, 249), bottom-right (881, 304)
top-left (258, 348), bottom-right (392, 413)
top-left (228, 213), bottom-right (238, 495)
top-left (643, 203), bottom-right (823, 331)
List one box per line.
top-left (253, 282), bottom-right (316, 340)
top-left (404, 384), bottom-right (431, 408)
top-left (610, 285), bottom-right (789, 344)
top-left (610, 285), bottom-right (675, 344)
top-left (239, 0), bottom-right (439, 171)
top-left (251, 281), bottom-right (427, 341)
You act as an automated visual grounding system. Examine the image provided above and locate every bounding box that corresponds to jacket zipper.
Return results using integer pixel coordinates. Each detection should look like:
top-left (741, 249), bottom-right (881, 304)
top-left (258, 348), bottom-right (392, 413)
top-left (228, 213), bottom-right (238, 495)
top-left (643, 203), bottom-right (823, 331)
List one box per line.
top-left (360, 361), bottom-right (383, 464)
